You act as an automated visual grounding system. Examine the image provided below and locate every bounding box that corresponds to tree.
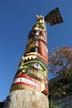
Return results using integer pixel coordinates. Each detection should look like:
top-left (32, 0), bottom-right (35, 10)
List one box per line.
top-left (49, 46), bottom-right (72, 78)
top-left (49, 100), bottom-right (61, 108)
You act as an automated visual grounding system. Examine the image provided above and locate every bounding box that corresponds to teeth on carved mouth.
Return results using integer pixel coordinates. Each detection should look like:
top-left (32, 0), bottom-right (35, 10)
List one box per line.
top-left (22, 56), bottom-right (36, 61)
top-left (32, 56), bottom-right (36, 59)
top-left (25, 57), bottom-right (28, 60)
top-left (29, 56), bottom-right (31, 60)
top-left (13, 78), bottom-right (38, 87)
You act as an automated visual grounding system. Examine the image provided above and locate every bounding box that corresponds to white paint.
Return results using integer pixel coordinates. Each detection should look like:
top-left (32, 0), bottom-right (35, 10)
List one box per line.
top-left (13, 77), bottom-right (39, 87)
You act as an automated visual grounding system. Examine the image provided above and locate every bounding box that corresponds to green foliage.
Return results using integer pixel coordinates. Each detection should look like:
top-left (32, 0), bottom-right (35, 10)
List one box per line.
top-left (49, 46), bottom-right (72, 78)
top-left (49, 100), bottom-right (61, 108)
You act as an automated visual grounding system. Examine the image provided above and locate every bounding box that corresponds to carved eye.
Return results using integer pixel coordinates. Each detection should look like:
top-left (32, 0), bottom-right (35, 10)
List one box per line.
top-left (33, 63), bottom-right (42, 70)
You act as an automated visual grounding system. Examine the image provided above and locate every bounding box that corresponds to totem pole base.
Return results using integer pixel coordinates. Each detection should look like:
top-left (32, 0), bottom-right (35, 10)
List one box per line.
top-left (5, 90), bottom-right (49, 108)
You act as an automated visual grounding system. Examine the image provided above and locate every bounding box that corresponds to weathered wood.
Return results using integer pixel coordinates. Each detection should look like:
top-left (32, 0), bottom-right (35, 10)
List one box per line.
top-left (5, 90), bottom-right (49, 108)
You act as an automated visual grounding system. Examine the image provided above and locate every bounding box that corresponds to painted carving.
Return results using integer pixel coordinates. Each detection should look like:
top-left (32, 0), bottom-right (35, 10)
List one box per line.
top-left (10, 15), bottom-right (48, 95)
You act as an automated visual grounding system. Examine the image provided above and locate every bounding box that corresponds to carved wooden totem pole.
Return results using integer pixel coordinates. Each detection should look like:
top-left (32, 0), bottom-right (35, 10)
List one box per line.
top-left (5, 8), bottom-right (63, 108)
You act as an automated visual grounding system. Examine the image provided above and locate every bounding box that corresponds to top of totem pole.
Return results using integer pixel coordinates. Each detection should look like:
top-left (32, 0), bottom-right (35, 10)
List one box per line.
top-left (36, 15), bottom-right (45, 21)
top-left (35, 8), bottom-right (63, 26)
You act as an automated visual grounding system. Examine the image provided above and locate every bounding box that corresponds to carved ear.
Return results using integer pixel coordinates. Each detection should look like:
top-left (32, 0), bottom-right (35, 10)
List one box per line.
top-left (45, 8), bottom-right (63, 26)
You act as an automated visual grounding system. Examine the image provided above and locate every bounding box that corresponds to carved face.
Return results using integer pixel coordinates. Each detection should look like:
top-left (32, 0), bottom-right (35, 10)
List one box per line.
top-left (10, 61), bottom-right (48, 94)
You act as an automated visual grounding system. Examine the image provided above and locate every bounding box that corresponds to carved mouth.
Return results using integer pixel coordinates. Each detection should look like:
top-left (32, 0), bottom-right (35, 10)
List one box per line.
top-left (22, 55), bottom-right (37, 61)
top-left (13, 77), bottom-right (38, 87)
top-left (13, 74), bottom-right (42, 91)
top-left (22, 52), bottom-right (48, 65)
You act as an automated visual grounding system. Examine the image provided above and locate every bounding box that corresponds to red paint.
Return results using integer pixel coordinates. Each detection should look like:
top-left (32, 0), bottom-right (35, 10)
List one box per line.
top-left (40, 31), bottom-right (47, 43)
top-left (13, 82), bottom-right (41, 91)
top-left (13, 74), bottom-right (42, 91)
top-left (43, 84), bottom-right (48, 95)
top-left (38, 41), bottom-right (48, 64)
top-left (15, 74), bottom-right (40, 84)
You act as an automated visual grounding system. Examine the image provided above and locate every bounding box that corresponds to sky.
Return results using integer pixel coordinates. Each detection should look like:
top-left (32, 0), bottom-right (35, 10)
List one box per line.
top-left (0, 0), bottom-right (72, 101)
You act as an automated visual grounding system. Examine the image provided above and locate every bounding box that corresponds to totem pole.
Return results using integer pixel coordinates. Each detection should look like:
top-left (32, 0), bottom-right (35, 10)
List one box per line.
top-left (5, 8), bottom-right (63, 108)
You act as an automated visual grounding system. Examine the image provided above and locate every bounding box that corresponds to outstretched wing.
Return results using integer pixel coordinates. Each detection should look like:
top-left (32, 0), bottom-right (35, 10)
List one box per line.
top-left (45, 8), bottom-right (63, 26)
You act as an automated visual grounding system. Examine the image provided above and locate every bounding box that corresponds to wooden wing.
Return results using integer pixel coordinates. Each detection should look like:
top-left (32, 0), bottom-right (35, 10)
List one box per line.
top-left (45, 8), bottom-right (63, 26)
